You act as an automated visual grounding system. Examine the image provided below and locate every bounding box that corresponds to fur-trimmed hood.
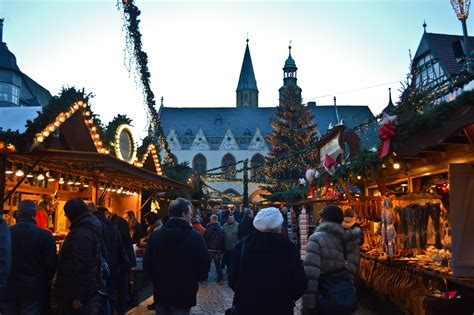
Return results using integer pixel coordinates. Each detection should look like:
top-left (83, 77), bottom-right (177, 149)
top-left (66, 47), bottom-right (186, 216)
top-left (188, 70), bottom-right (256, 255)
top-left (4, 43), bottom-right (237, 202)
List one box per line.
top-left (315, 222), bottom-right (362, 243)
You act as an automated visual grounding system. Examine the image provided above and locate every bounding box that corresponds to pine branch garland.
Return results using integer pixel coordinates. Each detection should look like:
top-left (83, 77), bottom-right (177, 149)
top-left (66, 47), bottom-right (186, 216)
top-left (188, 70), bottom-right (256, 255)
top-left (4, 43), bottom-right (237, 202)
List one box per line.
top-left (118, 0), bottom-right (174, 165)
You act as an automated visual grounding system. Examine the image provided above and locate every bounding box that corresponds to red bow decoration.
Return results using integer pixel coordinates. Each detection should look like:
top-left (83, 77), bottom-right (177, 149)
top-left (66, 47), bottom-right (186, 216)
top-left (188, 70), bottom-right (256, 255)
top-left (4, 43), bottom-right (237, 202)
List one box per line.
top-left (378, 122), bottom-right (396, 158)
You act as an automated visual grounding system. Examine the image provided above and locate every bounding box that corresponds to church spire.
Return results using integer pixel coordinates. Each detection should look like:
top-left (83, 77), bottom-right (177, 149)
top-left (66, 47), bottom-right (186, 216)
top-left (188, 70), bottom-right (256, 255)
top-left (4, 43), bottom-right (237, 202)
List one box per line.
top-left (236, 38), bottom-right (259, 108)
top-left (382, 88), bottom-right (396, 114)
top-left (279, 42), bottom-right (302, 107)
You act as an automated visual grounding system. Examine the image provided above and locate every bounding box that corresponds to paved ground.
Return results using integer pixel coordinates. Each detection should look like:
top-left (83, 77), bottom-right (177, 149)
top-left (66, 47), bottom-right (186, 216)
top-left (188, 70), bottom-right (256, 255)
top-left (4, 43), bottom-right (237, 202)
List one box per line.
top-left (126, 265), bottom-right (400, 315)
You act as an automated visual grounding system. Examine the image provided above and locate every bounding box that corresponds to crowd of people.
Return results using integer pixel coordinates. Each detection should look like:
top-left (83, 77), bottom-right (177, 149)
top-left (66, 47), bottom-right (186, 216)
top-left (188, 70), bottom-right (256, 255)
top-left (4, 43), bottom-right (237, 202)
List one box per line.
top-left (0, 197), bottom-right (362, 315)
top-left (143, 199), bottom-right (362, 315)
top-left (0, 198), bottom-right (143, 315)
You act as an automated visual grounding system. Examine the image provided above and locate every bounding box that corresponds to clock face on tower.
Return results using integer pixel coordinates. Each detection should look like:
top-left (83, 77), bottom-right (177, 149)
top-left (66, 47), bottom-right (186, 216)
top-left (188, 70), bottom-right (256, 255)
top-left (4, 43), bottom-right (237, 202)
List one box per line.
top-left (114, 124), bottom-right (137, 164)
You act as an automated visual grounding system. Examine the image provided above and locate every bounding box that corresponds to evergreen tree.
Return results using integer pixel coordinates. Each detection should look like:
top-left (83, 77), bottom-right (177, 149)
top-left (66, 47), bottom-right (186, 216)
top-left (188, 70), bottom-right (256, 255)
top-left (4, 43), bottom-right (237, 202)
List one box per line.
top-left (263, 85), bottom-right (319, 193)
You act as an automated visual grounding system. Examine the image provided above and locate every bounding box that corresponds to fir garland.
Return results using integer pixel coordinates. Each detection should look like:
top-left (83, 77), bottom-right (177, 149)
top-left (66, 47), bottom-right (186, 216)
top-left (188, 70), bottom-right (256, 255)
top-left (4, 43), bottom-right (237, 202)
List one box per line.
top-left (118, 0), bottom-right (174, 165)
top-left (392, 90), bottom-right (474, 150)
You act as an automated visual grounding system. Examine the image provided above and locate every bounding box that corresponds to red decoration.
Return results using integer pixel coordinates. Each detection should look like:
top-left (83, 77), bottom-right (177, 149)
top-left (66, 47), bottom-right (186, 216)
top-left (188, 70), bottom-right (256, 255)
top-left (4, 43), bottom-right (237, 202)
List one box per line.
top-left (378, 122), bottom-right (396, 158)
top-left (324, 154), bottom-right (337, 175)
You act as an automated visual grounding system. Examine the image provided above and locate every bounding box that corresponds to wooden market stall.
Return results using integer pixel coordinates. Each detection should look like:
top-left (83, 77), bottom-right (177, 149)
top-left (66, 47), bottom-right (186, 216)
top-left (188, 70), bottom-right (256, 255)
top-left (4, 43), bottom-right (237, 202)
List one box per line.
top-left (0, 97), bottom-right (189, 233)
top-left (358, 106), bottom-right (474, 314)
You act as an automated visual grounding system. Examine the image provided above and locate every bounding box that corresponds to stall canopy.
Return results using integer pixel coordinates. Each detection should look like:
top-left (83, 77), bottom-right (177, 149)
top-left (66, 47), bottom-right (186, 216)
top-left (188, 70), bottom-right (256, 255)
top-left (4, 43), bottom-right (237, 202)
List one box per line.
top-left (9, 149), bottom-right (187, 190)
top-left (0, 95), bottom-right (189, 211)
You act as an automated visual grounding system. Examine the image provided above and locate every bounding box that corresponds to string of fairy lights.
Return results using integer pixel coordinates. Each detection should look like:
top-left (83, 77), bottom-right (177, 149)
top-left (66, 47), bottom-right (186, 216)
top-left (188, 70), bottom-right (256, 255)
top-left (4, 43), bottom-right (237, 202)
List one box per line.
top-left (118, 0), bottom-right (174, 165)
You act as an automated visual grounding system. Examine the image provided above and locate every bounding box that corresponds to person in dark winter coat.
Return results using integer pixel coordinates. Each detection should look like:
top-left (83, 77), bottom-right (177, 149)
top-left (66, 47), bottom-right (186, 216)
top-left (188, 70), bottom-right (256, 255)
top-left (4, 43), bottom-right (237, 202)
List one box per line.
top-left (0, 215), bottom-right (11, 292)
top-left (144, 198), bottom-right (210, 315)
top-left (107, 210), bottom-right (137, 308)
top-left (302, 205), bottom-right (361, 314)
top-left (219, 205), bottom-right (231, 226)
top-left (142, 211), bottom-right (163, 311)
top-left (144, 212), bottom-right (163, 237)
top-left (93, 207), bottom-right (129, 315)
top-left (4, 200), bottom-right (56, 314)
top-left (125, 210), bottom-right (144, 245)
top-left (108, 212), bottom-right (136, 266)
top-left (54, 198), bottom-right (103, 315)
top-left (204, 215), bottom-right (225, 283)
top-left (229, 207), bottom-right (307, 315)
top-left (237, 209), bottom-right (256, 240)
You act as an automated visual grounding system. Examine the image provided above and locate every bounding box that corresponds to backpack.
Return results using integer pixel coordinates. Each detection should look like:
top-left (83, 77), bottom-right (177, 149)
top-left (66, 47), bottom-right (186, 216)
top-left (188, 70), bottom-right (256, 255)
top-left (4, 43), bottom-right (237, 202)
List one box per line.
top-left (316, 238), bottom-right (358, 314)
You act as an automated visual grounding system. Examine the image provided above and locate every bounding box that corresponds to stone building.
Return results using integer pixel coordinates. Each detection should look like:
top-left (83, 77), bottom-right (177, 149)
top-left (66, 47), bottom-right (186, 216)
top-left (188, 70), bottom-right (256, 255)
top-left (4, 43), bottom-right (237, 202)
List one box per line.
top-left (159, 40), bottom-right (378, 201)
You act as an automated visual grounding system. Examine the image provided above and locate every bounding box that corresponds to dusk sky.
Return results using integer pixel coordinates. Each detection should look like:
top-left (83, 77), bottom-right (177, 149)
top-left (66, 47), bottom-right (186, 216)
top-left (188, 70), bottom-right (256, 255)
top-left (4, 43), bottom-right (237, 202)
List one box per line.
top-left (1, 0), bottom-right (467, 137)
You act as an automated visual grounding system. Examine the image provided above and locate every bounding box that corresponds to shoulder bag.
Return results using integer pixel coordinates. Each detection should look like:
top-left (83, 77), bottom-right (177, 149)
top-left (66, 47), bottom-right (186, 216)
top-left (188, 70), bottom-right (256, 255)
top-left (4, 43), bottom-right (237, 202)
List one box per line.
top-left (316, 238), bottom-right (358, 314)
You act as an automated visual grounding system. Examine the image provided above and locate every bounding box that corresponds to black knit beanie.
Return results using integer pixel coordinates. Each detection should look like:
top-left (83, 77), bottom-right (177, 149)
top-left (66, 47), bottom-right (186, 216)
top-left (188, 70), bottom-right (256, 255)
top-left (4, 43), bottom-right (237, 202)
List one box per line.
top-left (64, 198), bottom-right (90, 222)
top-left (319, 205), bottom-right (344, 224)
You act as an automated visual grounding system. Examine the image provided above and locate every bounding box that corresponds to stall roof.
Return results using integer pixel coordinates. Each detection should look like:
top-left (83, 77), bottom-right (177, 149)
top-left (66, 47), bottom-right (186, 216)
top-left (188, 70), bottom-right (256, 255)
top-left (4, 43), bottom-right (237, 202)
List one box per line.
top-left (394, 105), bottom-right (474, 157)
top-left (9, 149), bottom-right (189, 191)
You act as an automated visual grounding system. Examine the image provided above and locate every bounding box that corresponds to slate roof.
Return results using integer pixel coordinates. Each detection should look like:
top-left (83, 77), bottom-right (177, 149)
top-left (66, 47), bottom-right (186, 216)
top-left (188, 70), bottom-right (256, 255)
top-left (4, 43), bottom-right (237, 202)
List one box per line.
top-left (414, 32), bottom-right (474, 76)
top-left (160, 104), bottom-right (378, 150)
top-left (236, 43), bottom-right (258, 92)
top-left (0, 27), bottom-right (51, 107)
top-left (0, 106), bottom-right (41, 132)
top-left (0, 42), bottom-right (20, 72)
top-left (19, 73), bottom-right (52, 107)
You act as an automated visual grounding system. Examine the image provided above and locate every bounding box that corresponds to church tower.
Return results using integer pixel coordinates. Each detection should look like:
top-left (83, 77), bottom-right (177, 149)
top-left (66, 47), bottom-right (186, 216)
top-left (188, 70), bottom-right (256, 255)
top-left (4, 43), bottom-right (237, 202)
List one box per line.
top-left (236, 39), bottom-right (258, 108)
top-left (279, 45), bottom-right (302, 107)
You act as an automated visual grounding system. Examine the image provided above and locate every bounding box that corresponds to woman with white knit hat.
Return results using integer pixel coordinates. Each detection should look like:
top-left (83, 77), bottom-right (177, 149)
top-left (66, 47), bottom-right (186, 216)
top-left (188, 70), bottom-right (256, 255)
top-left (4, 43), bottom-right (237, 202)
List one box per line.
top-left (228, 207), bottom-right (307, 315)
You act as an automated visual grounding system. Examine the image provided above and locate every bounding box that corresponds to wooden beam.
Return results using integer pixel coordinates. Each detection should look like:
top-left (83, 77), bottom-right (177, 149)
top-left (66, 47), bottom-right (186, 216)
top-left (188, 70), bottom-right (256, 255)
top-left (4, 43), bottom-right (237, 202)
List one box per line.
top-left (421, 145), bottom-right (446, 153)
top-left (442, 135), bottom-right (470, 145)
top-left (375, 175), bottom-right (388, 195)
top-left (463, 124), bottom-right (474, 144)
top-left (338, 179), bottom-right (354, 203)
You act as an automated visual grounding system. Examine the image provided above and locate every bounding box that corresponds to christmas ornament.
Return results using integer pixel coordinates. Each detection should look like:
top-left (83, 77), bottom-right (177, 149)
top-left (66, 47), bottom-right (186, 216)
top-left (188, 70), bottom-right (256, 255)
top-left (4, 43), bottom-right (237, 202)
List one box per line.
top-left (305, 167), bottom-right (316, 183)
top-left (378, 112), bottom-right (397, 159)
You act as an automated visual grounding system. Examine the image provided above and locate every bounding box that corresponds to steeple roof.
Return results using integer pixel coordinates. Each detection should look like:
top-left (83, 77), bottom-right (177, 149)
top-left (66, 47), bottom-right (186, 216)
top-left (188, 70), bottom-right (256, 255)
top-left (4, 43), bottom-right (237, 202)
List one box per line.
top-left (0, 19), bottom-right (20, 73)
top-left (236, 40), bottom-right (258, 92)
top-left (283, 45), bottom-right (297, 70)
top-left (382, 88), bottom-right (396, 114)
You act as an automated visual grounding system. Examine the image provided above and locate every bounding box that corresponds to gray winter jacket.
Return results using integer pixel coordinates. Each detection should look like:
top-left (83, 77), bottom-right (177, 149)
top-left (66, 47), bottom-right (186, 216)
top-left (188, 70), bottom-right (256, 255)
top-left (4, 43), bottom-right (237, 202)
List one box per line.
top-left (302, 222), bottom-right (361, 310)
top-left (223, 222), bottom-right (239, 251)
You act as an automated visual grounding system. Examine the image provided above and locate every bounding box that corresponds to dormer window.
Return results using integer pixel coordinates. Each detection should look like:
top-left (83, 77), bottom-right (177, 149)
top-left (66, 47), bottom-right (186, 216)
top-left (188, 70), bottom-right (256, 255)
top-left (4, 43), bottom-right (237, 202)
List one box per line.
top-left (215, 115), bottom-right (223, 126)
top-left (185, 129), bottom-right (193, 137)
top-left (0, 83), bottom-right (20, 105)
top-left (244, 129), bottom-right (251, 137)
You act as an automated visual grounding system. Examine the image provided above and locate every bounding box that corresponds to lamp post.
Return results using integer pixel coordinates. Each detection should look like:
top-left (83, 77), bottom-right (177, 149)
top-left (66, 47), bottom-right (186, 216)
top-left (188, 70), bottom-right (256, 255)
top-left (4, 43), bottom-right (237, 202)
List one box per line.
top-left (450, 0), bottom-right (472, 72)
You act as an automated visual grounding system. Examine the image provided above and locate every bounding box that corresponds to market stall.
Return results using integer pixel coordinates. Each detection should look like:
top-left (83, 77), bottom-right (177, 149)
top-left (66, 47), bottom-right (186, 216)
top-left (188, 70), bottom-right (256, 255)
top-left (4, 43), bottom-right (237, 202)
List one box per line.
top-left (0, 94), bottom-right (188, 233)
top-left (357, 109), bottom-right (474, 314)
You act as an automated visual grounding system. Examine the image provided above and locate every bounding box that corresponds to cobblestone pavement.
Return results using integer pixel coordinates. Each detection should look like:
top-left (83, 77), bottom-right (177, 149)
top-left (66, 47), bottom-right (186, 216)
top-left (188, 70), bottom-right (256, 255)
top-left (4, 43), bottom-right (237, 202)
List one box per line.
top-left (126, 265), bottom-right (383, 315)
top-left (126, 280), bottom-right (234, 315)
